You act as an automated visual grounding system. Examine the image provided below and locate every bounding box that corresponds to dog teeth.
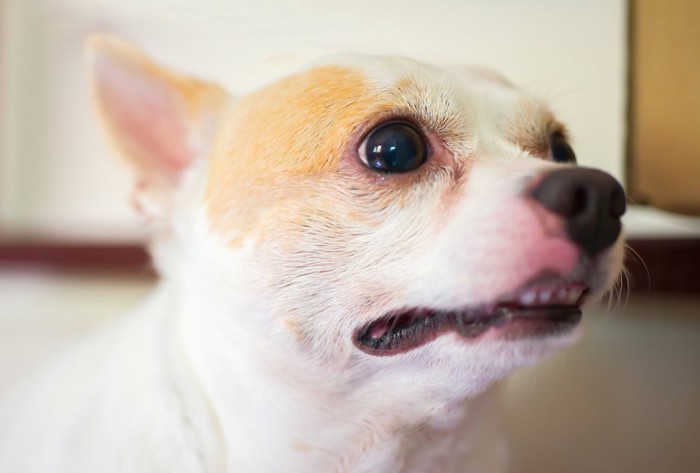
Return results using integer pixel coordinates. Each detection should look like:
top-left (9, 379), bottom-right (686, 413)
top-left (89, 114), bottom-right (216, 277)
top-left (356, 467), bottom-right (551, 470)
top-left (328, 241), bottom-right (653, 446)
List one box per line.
top-left (516, 285), bottom-right (585, 307)
top-left (567, 288), bottom-right (583, 304)
top-left (519, 290), bottom-right (537, 305)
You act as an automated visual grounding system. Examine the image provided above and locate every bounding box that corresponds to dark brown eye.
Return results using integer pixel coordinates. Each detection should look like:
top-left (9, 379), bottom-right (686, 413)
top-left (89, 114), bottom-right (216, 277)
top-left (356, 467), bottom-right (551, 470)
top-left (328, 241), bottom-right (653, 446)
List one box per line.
top-left (550, 132), bottom-right (577, 163)
top-left (360, 121), bottom-right (427, 173)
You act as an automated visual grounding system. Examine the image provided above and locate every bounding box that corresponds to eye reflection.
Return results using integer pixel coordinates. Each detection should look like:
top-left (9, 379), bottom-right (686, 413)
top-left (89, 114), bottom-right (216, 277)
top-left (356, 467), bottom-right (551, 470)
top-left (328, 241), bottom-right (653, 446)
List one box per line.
top-left (361, 122), bottom-right (427, 173)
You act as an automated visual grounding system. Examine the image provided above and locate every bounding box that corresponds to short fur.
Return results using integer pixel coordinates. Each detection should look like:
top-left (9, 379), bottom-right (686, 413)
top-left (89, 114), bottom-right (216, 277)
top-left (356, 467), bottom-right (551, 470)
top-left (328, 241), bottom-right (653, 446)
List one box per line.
top-left (0, 36), bottom-right (624, 472)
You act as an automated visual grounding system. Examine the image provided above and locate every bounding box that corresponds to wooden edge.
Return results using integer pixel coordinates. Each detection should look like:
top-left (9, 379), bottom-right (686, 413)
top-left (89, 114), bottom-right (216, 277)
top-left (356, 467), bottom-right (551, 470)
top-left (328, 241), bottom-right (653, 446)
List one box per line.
top-left (0, 243), bottom-right (155, 276)
top-left (0, 239), bottom-right (697, 293)
top-left (624, 0), bottom-right (643, 203)
top-left (624, 239), bottom-right (700, 293)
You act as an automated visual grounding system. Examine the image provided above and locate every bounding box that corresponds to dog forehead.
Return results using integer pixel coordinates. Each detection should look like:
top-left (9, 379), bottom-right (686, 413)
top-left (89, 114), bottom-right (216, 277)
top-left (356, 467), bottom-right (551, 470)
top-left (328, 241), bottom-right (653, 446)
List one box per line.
top-left (307, 54), bottom-right (554, 148)
top-left (204, 63), bottom-right (384, 239)
top-left (203, 54), bottom-right (553, 241)
top-left (206, 54), bottom-right (522, 179)
top-left (312, 53), bottom-right (512, 92)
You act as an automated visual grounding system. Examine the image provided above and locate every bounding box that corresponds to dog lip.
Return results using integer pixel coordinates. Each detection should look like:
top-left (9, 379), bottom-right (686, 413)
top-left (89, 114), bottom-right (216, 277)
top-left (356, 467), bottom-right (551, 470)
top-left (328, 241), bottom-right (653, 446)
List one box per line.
top-left (354, 280), bottom-right (588, 356)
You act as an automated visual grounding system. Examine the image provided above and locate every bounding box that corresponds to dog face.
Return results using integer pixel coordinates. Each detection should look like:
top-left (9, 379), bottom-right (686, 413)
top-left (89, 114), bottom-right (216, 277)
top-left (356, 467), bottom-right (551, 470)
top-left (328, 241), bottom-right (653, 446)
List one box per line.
top-left (90, 38), bottom-right (625, 403)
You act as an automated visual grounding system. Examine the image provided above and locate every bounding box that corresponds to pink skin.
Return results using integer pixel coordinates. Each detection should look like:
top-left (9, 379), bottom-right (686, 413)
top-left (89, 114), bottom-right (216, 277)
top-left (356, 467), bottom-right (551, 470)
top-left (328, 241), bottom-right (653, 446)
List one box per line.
top-left (448, 198), bottom-right (582, 307)
top-left (518, 198), bottom-right (583, 281)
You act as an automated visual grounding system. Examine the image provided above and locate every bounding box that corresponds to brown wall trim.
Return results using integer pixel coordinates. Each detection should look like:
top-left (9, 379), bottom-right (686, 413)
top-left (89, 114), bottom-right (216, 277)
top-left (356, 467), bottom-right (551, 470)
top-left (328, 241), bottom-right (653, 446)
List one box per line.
top-left (0, 243), bottom-right (154, 274)
top-left (0, 239), bottom-right (698, 293)
top-left (624, 238), bottom-right (700, 293)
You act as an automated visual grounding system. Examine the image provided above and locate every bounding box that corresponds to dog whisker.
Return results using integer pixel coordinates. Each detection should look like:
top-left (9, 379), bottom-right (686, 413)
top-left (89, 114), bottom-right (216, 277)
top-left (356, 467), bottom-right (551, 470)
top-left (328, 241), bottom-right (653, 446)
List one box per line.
top-left (605, 286), bottom-right (614, 314)
top-left (621, 268), bottom-right (631, 311)
top-left (608, 272), bottom-right (626, 316)
top-left (624, 243), bottom-right (650, 291)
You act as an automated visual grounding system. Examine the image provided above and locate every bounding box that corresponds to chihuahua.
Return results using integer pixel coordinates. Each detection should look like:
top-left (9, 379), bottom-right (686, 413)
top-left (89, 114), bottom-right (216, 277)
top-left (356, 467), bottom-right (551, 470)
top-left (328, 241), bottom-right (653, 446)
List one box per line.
top-left (0, 36), bottom-right (625, 472)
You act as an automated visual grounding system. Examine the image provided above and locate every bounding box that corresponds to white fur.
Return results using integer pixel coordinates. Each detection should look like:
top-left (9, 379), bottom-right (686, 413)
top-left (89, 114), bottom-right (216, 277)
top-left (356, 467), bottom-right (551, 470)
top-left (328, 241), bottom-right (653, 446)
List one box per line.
top-left (0, 48), bottom-right (624, 472)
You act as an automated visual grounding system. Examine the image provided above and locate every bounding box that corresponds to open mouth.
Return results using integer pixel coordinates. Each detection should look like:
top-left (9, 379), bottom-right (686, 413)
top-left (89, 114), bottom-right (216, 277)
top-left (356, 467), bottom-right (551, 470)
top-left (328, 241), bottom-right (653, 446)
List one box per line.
top-left (354, 281), bottom-right (588, 356)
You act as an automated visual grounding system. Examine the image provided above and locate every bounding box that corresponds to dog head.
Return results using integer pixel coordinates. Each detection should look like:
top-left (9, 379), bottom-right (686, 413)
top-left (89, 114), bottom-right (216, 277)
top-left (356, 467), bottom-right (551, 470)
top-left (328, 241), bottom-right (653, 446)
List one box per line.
top-left (89, 37), bottom-right (625, 405)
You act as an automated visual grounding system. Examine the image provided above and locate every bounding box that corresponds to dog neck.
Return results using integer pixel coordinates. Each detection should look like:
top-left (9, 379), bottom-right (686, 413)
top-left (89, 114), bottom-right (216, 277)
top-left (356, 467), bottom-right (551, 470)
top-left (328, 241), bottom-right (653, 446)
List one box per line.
top-left (161, 276), bottom-right (506, 473)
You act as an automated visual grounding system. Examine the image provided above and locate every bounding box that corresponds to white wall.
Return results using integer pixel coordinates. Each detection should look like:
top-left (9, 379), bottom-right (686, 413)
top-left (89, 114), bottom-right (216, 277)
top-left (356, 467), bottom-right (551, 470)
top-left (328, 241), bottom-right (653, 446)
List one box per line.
top-left (1, 0), bottom-right (628, 242)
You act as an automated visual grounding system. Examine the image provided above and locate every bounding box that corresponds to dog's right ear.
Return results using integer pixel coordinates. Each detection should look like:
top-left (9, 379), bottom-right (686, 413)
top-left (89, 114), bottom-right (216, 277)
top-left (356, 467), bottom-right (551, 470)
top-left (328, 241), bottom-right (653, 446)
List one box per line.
top-left (87, 35), bottom-right (230, 218)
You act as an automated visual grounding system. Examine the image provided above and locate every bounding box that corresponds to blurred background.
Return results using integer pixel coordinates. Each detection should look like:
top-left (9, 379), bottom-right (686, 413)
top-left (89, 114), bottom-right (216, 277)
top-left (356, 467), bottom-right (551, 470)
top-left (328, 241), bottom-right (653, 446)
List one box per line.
top-left (1, 0), bottom-right (699, 471)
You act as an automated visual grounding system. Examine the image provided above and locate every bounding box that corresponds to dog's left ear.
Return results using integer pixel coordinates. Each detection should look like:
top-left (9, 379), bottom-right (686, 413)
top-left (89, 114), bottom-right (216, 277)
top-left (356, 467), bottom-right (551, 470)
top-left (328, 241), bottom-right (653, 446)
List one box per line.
top-left (87, 35), bottom-right (229, 217)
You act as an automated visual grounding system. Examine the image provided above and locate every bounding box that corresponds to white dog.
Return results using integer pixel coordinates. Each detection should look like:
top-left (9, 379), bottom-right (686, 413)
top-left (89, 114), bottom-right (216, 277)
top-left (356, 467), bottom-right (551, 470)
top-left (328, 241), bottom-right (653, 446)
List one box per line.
top-left (0, 36), bottom-right (625, 472)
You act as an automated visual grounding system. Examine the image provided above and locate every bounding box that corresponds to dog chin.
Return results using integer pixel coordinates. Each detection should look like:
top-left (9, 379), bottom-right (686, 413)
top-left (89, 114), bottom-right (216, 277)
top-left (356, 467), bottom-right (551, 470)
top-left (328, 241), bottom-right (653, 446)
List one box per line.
top-left (371, 327), bottom-right (582, 401)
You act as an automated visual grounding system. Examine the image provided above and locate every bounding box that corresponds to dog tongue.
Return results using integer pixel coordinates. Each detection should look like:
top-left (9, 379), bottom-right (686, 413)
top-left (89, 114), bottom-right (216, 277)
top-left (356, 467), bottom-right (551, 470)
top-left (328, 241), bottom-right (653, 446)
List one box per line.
top-left (367, 320), bottom-right (391, 339)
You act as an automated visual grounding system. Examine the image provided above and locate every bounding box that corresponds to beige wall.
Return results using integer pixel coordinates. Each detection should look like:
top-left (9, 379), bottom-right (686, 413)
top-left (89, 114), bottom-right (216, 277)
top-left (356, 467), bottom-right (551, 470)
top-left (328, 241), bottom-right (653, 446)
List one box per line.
top-left (1, 0), bottom-right (628, 241)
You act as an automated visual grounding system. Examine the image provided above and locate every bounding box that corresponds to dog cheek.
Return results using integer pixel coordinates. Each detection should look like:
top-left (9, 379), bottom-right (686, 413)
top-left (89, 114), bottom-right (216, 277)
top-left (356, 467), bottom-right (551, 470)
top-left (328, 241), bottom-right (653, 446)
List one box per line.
top-left (261, 188), bottom-right (437, 346)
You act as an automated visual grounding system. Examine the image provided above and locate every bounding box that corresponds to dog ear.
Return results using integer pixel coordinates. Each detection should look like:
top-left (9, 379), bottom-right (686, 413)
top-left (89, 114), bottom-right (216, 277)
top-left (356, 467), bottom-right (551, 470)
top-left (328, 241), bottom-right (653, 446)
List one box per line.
top-left (87, 35), bottom-right (229, 217)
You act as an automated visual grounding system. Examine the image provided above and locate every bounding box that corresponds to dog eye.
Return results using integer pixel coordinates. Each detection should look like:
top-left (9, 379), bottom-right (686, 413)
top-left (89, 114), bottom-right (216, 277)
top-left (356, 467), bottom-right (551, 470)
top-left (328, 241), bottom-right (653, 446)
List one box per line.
top-left (549, 132), bottom-right (577, 163)
top-left (360, 121), bottom-right (427, 173)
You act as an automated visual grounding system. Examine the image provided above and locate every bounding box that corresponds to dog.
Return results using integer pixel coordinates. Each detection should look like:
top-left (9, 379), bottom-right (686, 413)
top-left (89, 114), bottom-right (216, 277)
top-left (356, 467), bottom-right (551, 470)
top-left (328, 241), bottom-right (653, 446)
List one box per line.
top-left (0, 36), bottom-right (626, 472)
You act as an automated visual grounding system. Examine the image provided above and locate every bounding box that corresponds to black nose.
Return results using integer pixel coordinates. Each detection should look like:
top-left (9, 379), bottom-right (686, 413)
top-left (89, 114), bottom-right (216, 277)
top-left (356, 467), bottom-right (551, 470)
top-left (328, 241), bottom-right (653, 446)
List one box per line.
top-left (530, 167), bottom-right (626, 256)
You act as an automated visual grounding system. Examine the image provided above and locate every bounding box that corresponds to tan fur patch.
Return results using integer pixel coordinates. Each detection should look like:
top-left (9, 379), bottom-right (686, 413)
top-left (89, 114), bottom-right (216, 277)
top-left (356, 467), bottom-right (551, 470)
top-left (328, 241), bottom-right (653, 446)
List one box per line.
top-left (504, 97), bottom-right (561, 158)
top-left (291, 441), bottom-right (312, 452)
top-left (205, 66), bottom-right (395, 243)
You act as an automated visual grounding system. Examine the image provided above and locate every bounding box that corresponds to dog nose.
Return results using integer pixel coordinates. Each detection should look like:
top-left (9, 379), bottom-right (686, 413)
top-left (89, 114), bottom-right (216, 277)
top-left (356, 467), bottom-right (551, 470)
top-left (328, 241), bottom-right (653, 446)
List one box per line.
top-left (530, 167), bottom-right (626, 256)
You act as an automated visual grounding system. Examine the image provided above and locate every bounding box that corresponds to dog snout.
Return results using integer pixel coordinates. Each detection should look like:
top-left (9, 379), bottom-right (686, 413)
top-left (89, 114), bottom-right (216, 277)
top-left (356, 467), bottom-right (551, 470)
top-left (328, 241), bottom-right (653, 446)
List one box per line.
top-left (529, 167), bottom-right (626, 256)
